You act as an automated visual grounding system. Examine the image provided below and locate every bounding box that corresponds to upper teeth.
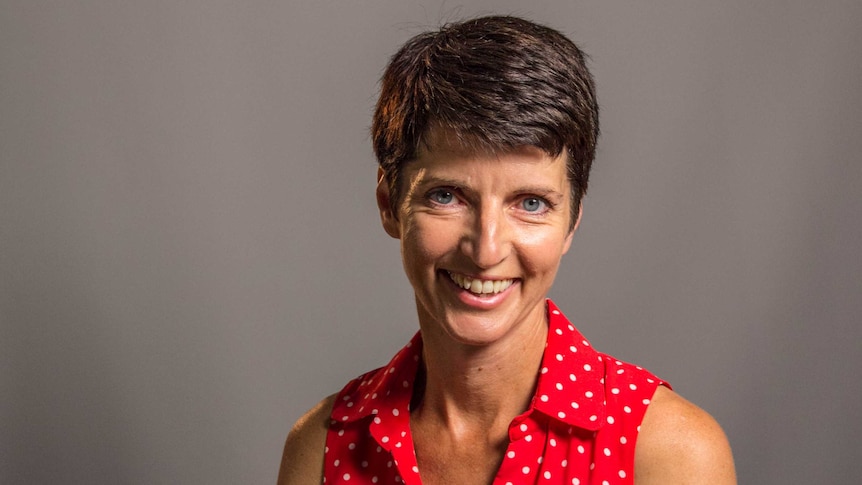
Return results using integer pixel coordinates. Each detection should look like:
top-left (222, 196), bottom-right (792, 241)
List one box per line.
top-left (447, 271), bottom-right (514, 295)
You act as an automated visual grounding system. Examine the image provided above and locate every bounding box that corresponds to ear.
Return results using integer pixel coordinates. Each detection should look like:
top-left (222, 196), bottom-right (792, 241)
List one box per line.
top-left (561, 203), bottom-right (583, 255)
top-left (376, 167), bottom-right (401, 239)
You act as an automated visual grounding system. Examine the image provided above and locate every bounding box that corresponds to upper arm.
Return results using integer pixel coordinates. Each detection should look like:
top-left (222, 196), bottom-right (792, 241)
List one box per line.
top-left (634, 386), bottom-right (737, 484)
top-left (276, 394), bottom-right (337, 485)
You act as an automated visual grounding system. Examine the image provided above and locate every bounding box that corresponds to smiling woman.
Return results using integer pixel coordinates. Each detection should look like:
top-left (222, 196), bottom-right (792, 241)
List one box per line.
top-left (277, 15), bottom-right (735, 485)
top-left (381, 142), bottom-right (574, 349)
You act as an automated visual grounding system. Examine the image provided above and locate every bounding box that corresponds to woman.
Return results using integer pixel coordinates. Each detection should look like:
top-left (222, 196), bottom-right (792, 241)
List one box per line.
top-left (278, 15), bottom-right (736, 485)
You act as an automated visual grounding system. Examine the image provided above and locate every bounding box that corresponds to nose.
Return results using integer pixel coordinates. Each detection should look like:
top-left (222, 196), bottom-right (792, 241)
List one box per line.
top-left (461, 205), bottom-right (511, 269)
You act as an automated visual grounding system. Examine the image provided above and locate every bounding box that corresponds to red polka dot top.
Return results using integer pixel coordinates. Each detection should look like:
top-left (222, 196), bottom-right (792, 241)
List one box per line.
top-left (324, 300), bottom-right (669, 484)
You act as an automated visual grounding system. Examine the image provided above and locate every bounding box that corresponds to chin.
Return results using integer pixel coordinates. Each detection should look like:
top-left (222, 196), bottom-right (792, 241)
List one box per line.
top-left (437, 310), bottom-right (525, 347)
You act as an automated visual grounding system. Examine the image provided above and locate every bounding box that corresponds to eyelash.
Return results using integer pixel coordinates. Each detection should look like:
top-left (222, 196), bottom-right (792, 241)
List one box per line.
top-left (426, 188), bottom-right (554, 214)
top-left (426, 187), bottom-right (459, 207)
top-left (518, 196), bottom-right (554, 215)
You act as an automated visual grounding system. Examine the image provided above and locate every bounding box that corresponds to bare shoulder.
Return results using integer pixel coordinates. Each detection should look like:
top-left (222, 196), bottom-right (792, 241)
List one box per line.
top-left (276, 394), bottom-right (337, 485)
top-left (634, 386), bottom-right (737, 484)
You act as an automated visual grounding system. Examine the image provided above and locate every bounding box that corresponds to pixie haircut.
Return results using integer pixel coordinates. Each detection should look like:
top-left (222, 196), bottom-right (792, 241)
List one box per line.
top-left (372, 15), bottom-right (599, 227)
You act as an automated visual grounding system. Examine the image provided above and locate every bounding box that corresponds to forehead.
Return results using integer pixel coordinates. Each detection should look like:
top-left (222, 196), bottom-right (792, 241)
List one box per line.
top-left (413, 129), bottom-right (562, 172)
top-left (404, 141), bottom-right (570, 198)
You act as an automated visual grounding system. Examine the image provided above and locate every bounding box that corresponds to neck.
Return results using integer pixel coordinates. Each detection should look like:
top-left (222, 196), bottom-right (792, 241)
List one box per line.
top-left (412, 305), bottom-right (548, 431)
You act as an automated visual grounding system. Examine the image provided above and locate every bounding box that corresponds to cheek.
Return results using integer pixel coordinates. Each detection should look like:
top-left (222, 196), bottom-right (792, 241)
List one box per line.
top-left (516, 231), bottom-right (569, 273)
top-left (401, 220), bottom-right (456, 267)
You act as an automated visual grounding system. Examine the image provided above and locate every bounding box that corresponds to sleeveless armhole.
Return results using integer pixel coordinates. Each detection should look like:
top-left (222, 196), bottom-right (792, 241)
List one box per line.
top-left (600, 355), bottom-right (670, 484)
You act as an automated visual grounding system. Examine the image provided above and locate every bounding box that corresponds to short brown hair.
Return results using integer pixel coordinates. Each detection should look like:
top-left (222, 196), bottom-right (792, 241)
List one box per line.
top-left (372, 15), bottom-right (599, 227)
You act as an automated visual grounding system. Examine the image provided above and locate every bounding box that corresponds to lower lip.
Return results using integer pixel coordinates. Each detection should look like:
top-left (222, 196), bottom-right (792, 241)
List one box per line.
top-left (442, 272), bottom-right (519, 309)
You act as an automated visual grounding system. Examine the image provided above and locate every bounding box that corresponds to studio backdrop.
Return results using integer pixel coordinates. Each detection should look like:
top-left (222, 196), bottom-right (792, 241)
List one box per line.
top-left (2, 1), bottom-right (860, 484)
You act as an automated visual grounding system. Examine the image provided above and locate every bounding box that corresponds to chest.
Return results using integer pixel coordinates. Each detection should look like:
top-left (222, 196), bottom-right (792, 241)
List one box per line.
top-left (322, 417), bottom-right (638, 485)
top-left (409, 420), bottom-right (507, 485)
top-left (412, 444), bottom-right (502, 485)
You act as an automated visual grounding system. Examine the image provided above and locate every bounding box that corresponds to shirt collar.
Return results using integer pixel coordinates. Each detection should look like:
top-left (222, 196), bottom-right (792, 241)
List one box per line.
top-left (532, 299), bottom-right (606, 430)
top-left (332, 300), bottom-right (605, 431)
top-left (332, 333), bottom-right (422, 425)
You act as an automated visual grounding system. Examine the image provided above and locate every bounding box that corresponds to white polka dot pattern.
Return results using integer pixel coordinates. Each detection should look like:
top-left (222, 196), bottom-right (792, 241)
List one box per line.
top-left (322, 300), bottom-right (668, 484)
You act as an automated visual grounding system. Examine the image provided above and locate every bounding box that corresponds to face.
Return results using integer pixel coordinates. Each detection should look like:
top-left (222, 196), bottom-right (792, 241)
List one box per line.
top-left (377, 140), bottom-right (580, 348)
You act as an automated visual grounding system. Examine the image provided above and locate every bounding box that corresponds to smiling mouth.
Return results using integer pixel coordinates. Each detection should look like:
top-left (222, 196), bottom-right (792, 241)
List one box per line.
top-left (446, 271), bottom-right (515, 295)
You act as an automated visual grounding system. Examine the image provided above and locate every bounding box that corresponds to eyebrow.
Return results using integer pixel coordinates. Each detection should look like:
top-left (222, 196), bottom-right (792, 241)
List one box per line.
top-left (512, 186), bottom-right (566, 201)
top-left (415, 176), bottom-right (566, 201)
top-left (414, 176), bottom-right (465, 190)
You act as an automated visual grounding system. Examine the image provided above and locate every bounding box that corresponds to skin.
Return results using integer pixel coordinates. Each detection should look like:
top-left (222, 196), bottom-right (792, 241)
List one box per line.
top-left (277, 141), bottom-right (736, 484)
top-left (384, 143), bottom-right (576, 484)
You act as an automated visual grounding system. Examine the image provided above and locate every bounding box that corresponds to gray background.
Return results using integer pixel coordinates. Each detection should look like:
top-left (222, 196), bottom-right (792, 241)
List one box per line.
top-left (2, 1), bottom-right (860, 484)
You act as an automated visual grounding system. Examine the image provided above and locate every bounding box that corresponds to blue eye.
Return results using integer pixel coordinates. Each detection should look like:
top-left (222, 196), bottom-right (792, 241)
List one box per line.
top-left (522, 197), bottom-right (547, 212)
top-left (429, 189), bottom-right (455, 205)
